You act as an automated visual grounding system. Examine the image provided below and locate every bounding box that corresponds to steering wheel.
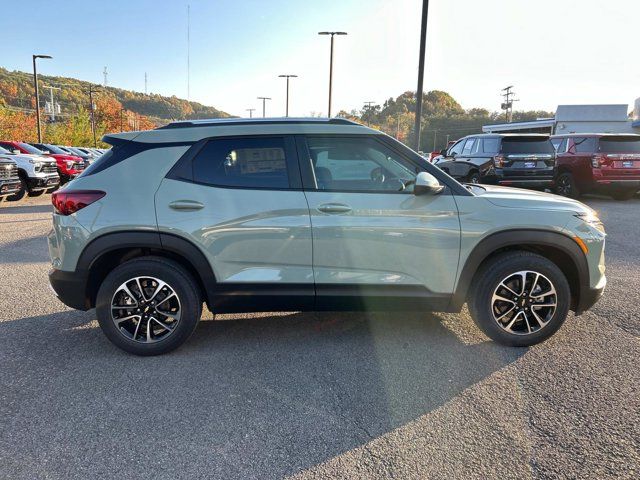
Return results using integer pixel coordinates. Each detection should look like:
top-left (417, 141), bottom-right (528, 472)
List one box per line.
top-left (370, 167), bottom-right (386, 184)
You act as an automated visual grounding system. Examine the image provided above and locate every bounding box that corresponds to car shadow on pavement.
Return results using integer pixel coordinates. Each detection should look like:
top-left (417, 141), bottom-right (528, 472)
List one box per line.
top-left (0, 203), bottom-right (52, 214)
top-left (0, 309), bottom-right (526, 479)
top-left (0, 235), bottom-right (51, 264)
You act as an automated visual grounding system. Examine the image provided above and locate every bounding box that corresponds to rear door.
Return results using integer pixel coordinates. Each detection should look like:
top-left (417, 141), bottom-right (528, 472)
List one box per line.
top-left (155, 135), bottom-right (314, 307)
top-left (564, 137), bottom-right (596, 187)
top-left (299, 134), bottom-right (460, 305)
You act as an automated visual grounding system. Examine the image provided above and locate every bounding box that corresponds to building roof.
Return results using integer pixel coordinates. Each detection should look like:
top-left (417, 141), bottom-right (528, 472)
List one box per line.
top-left (482, 119), bottom-right (555, 133)
top-left (555, 104), bottom-right (629, 122)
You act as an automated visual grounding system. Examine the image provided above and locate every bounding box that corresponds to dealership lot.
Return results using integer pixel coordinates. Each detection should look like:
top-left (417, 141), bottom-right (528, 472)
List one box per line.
top-left (0, 196), bottom-right (638, 479)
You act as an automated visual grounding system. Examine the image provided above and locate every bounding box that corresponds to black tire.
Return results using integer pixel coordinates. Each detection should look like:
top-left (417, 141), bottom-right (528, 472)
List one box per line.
top-left (555, 172), bottom-right (580, 199)
top-left (468, 251), bottom-right (571, 347)
top-left (27, 189), bottom-right (45, 197)
top-left (611, 189), bottom-right (636, 201)
top-left (466, 171), bottom-right (481, 184)
top-left (7, 176), bottom-right (27, 202)
top-left (96, 256), bottom-right (202, 355)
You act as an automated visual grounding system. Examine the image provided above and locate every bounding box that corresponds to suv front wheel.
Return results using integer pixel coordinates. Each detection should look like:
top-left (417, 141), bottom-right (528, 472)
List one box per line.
top-left (96, 257), bottom-right (202, 355)
top-left (469, 251), bottom-right (571, 347)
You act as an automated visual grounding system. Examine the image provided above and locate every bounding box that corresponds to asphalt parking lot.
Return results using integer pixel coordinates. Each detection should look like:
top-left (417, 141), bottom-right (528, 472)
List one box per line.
top-left (0, 195), bottom-right (638, 479)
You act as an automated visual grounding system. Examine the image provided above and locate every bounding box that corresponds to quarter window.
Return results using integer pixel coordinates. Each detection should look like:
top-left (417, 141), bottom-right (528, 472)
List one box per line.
top-left (482, 138), bottom-right (500, 154)
top-left (192, 137), bottom-right (290, 188)
top-left (568, 137), bottom-right (596, 154)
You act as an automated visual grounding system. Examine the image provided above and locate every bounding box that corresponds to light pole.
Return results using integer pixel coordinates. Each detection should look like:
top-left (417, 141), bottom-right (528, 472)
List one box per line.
top-left (278, 75), bottom-right (297, 117)
top-left (88, 84), bottom-right (100, 147)
top-left (246, 108), bottom-right (255, 118)
top-left (413, 0), bottom-right (429, 151)
top-left (32, 54), bottom-right (52, 142)
top-left (257, 96), bottom-right (271, 118)
top-left (363, 101), bottom-right (376, 126)
top-left (318, 31), bottom-right (347, 117)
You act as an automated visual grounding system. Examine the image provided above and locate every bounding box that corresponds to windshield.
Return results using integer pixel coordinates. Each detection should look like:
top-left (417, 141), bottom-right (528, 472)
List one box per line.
top-left (598, 137), bottom-right (640, 153)
top-left (0, 145), bottom-right (11, 155)
top-left (43, 144), bottom-right (70, 155)
top-left (501, 138), bottom-right (555, 154)
top-left (17, 142), bottom-right (45, 155)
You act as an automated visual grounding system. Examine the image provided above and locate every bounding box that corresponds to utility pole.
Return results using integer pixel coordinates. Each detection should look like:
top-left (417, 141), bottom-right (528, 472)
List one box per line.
top-left (120, 108), bottom-right (125, 132)
top-left (257, 97), bottom-right (271, 118)
top-left (318, 31), bottom-right (347, 117)
top-left (501, 86), bottom-right (519, 123)
top-left (103, 66), bottom-right (108, 87)
top-left (32, 54), bottom-right (52, 143)
top-left (278, 75), bottom-right (297, 117)
top-left (88, 84), bottom-right (100, 147)
top-left (44, 85), bottom-right (61, 121)
top-left (413, 0), bottom-right (429, 151)
top-left (145, 72), bottom-right (148, 94)
top-left (187, 4), bottom-right (191, 100)
top-left (363, 101), bottom-right (375, 126)
top-left (246, 108), bottom-right (255, 118)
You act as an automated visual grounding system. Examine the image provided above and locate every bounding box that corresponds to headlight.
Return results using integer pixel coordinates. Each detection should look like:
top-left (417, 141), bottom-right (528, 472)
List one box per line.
top-left (33, 162), bottom-right (43, 171)
top-left (575, 211), bottom-right (604, 233)
top-left (65, 160), bottom-right (74, 168)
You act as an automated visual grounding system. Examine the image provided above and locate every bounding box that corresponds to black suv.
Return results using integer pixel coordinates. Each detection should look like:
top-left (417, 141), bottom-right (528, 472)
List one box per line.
top-left (435, 134), bottom-right (556, 188)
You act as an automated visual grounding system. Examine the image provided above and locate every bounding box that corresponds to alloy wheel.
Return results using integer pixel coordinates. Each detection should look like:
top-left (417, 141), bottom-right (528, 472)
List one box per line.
top-left (111, 276), bottom-right (181, 343)
top-left (557, 175), bottom-right (571, 196)
top-left (491, 270), bottom-right (557, 335)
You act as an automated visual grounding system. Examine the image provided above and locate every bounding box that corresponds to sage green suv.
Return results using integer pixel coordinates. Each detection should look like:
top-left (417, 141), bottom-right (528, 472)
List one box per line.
top-left (47, 118), bottom-right (606, 355)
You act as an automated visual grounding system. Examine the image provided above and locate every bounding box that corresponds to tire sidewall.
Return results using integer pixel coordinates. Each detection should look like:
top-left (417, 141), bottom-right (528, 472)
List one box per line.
top-left (470, 254), bottom-right (571, 347)
top-left (96, 258), bottom-right (201, 355)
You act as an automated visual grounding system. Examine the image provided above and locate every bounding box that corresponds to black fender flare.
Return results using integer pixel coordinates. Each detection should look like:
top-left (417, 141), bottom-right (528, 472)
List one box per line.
top-left (77, 231), bottom-right (217, 307)
top-left (449, 229), bottom-right (589, 312)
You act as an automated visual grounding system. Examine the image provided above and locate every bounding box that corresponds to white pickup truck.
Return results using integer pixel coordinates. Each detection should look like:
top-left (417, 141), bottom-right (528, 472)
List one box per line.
top-left (0, 145), bottom-right (59, 200)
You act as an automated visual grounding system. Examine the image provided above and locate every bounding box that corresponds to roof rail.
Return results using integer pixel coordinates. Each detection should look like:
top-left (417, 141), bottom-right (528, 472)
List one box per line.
top-left (157, 117), bottom-right (361, 130)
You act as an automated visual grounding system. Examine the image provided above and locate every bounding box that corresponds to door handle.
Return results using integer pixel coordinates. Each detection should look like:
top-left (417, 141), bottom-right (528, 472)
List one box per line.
top-left (169, 200), bottom-right (204, 211)
top-left (317, 203), bottom-right (352, 214)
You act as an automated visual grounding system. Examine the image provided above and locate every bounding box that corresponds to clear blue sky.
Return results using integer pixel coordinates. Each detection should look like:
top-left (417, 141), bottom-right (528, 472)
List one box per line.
top-left (1, 0), bottom-right (638, 117)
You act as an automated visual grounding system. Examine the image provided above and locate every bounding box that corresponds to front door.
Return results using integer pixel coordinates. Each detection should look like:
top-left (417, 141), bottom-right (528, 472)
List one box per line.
top-left (299, 135), bottom-right (461, 308)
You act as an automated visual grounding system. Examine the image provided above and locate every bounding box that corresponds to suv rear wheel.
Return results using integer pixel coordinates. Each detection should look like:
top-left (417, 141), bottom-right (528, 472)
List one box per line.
top-left (555, 172), bottom-right (579, 198)
top-left (96, 257), bottom-right (202, 355)
top-left (469, 251), bottom-right (570, 347)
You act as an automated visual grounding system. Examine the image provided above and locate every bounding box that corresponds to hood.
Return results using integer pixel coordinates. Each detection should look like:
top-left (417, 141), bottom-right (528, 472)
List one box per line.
top-left (470, 184), bottom-right (593, 215)
top-left (48, 153), bottom-right (84, 162)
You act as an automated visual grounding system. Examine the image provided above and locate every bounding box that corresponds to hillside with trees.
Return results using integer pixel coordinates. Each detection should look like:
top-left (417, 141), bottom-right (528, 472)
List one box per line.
top-left (338, 90), bottom-right (554, 152)
top-left (0, 67), bottom-right (230, 146)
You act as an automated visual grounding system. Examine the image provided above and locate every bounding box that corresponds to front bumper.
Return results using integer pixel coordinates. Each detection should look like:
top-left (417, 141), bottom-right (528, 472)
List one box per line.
top-left (576, 279), bottom-right (606, 315)
top-left (49, 268), bottom-right (90, 310)
top-left (28, 174), bottom-right (60, 190)
top-left (0, 180), bottom-right (22, 195)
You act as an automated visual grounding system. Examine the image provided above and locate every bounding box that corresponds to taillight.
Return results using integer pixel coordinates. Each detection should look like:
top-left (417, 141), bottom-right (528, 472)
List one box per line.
top-left (493, 154), bottom-right (505, 168)
top-left (591, 154), bottom-right (611, 168)
top-left (52, 190), bottom-right (105, 215)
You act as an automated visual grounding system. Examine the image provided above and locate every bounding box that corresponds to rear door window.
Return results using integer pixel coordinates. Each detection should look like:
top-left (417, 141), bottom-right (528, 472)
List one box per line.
top-left (501, 138), bottom-right (555, 154)
top-left (598, 136), bottom-right (640, 153)
top-left (192, 137), bottom-right (292, 189)
top-left (462, 138), bottom-right (476, 155)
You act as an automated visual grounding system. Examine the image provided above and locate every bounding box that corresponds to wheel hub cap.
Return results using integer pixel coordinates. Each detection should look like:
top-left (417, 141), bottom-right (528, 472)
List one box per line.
top-left (110, 276), bottom-right (181, 343)
top-left (491, 270), bottom-right (557, 335)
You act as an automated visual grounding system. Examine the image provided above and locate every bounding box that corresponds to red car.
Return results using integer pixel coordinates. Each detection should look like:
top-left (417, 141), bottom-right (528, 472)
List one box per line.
top-left (551, 133), bottom-right (640, 200)
top-left (0, 141), bottom-right (85, 184)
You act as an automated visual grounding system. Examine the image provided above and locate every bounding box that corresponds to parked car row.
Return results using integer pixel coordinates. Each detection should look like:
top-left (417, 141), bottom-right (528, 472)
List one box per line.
top-left (0, 141), bottom-right (107, 202)
top-left (433, 133), bottom-right (640, 200)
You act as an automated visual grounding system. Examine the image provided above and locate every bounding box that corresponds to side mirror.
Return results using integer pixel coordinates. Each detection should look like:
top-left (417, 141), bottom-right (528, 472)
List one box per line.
top-left (439, 148), bottom-right (447, 156)
top-left (414, 171), bottom-right (444, 196)
top-left (42, 150), bottom-right (50, 154)
top-left (12, 149), bottom-right (21, 155)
